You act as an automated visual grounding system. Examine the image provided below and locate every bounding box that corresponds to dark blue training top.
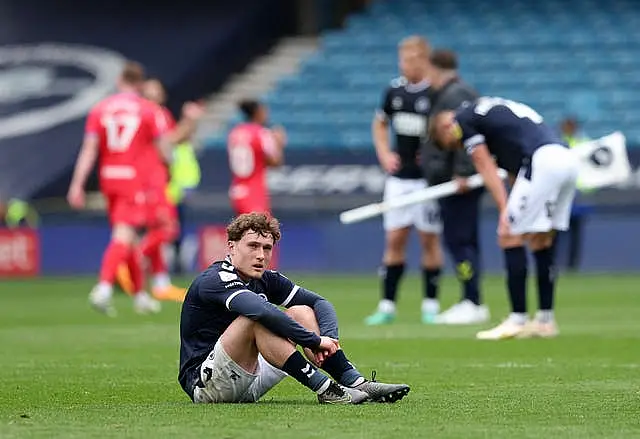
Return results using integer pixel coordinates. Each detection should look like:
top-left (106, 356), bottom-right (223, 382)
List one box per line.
top-left (455, 97), bottom-right (565, 174)
top-left (178, 258), bottom-right (338, 400)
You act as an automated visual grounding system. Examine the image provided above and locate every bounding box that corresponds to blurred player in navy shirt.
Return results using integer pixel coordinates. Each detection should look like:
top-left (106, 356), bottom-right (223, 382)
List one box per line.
top-left (431, 97), bottom-right (579, 340)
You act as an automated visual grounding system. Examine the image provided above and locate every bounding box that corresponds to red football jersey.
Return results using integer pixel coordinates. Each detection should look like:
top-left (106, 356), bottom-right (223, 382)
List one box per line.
top-left (140, 105), bottom-right (177, 191)
top-left (227, 122), bottom-right (278, 205)
top-left (85, 92), bottom-right (168, 195)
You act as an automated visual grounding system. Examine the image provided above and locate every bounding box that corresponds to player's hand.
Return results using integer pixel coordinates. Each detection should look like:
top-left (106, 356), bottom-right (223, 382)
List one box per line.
top-left (182, 101), bottom-right (205, 121)
top-left (271, 126), bottom-right (287, 147)
top-left (67, 185), bottom-right (85, 209)
top-left (498, 209), bottom-right (511, 237)
top-left (380, 151), bottom-right (400, 174)
top-left (315, 336), bottom-right (340, 356)
top-left (304, 347), bottom-right (327, 367)
top-left (455, 176), bottom-right (470, 193)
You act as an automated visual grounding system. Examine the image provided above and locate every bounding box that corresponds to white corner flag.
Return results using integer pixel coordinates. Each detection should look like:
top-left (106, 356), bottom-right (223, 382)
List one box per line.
top-left (571, 131), bottom-right (632, 191)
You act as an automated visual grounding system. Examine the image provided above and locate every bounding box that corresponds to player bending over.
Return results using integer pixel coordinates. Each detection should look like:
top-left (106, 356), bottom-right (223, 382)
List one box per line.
top-left (178, 213), bottom-right (410, 404)
top-left (430, 97), bottom-right (579, 340)
top-left (366, 35), bottom-right (444, 326)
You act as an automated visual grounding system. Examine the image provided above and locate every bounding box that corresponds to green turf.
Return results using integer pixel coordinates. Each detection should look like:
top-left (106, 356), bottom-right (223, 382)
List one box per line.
top-left (1, 273), bottom-right (639, 439)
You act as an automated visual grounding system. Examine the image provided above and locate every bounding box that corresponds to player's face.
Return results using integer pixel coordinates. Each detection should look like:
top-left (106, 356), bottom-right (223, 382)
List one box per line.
top-left (399, 49), bottom-right (426, 83)
top-left (229, 230), bottom-right (274, 279)
top-left (143, 80), bottom-right (166, 105)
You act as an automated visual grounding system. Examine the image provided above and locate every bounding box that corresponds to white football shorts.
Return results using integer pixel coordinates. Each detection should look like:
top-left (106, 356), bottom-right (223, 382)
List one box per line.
top-left (193, 340), bottom-right (287, 404)
top-left (382, 176), bottom-right (442, 233)
top-left (507, 144), bottom-right (579, 235)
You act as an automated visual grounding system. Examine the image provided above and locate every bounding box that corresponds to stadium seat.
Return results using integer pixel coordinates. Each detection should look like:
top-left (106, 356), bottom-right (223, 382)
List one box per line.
top-left (204, 0), bottom-right (640, 149)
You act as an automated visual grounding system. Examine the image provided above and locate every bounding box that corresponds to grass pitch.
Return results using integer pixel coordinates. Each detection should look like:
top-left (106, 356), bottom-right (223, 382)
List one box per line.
top-left (1, 273), bottom-right (639, 438)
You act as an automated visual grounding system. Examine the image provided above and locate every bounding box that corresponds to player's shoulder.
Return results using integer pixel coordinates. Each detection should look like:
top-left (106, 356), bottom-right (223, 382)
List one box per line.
top-left (200, 260), bottom-right (246, 292)
top-left (389, 76), bottom-right (408, 89)
top-left (448, 81), bottom-right (479, 99)
top-left (261, 269), bottom-right (289, 283)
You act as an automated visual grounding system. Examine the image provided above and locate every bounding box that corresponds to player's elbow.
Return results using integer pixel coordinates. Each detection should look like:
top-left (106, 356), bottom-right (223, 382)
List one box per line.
top-left (266, 155), bottom-right (284, 167)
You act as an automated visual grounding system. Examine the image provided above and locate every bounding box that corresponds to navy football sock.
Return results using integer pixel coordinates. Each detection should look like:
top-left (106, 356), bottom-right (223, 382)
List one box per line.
top-left (422, 267), bottom-right (441, 300)
top-left (456, 256), bottom-right (481, 305)
top-left (381, 263), bottom-right (405, 303)
top-left (534, 246), bottom-right (555, 311)
top-left (504, 247), bottom-right (528, 314)
top-left (282, 351), bottom-right (330, 393)
top-left (321, 349), bottom-right (364, 387)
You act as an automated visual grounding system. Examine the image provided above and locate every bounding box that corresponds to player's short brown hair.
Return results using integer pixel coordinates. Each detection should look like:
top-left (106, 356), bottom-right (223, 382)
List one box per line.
top-left (227, 213), bottom-right (281, 243)
top-left (399, 35), bottom-right (430, 58)
top-left (120, 61), bottom-right (145, 85)
top-left (430, 49), bottom-right (458, 70)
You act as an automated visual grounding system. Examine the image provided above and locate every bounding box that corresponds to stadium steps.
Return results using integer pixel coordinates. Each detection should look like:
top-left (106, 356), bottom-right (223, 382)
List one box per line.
top-left (195, 37), bottom-right (319, 147)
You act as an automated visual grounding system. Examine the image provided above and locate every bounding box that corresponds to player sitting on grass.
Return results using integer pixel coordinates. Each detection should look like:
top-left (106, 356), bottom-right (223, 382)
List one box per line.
top-left (178, 213), bottom-right (410, 404)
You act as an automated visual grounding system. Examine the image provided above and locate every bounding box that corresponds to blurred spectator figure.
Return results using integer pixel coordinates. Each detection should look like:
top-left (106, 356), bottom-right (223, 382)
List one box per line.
top-left (143, 78), bottom-right (202, 274)
top-left (0, 197), bottom-right (39, 228)
top-left (559, 117), bottom-right (591, 272)
top-left (166, 139), bottom-right (201, 273)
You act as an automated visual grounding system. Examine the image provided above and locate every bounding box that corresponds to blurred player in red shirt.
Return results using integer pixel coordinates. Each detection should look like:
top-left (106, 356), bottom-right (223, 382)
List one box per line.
top-left (227, 99), bottom-right (286, 269)
top-left (115, 78), bottom-right (202, 302)
top-left (227, 99), bottom-right (286, 215)
top-left (67, 62), bottom-right (167, 316)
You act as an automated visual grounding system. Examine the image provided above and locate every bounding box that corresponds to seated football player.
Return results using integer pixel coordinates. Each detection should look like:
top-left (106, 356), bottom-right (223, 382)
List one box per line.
top-left (178, 213), bottom-right (411, 404)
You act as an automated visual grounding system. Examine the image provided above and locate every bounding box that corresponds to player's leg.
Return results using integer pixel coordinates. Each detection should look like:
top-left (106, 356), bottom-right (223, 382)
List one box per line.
top-left (90, 220), bottom-right (137, 316)
top-left (142, 196), bottom-right (185, 302)
top-left (286, 306), bottom-right (410, 403)
top-left (197, 315), bottom-right (365, 404)
top-left (526, 152), bottom-right (578, 337)
top-left (476, 173), bottom-right (532, 340)
top-left (365, 177), bottom-right (412, 325)
top-left (435, 189), bottom-right (489, 325)
top-left (415, 196), bottom-right (444, 323)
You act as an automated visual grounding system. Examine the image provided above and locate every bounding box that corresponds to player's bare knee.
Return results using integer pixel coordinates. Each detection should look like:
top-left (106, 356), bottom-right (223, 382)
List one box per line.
top-left (528, 232), bottom-right (554, 251)
top-left (285, 306), bottom-right (319, 332)
top-left (498, 234), bottom-right (524, 249)
top-left (285, 305), bottom-right (314, 321)
top-left (384, 228), bottom-right (409, 262)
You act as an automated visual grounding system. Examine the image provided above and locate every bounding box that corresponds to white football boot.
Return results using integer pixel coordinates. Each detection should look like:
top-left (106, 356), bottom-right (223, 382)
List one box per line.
top-left (133, 292), bottom-right (162, 315)
top-left (476, 314), bottom-right (528, 340)
top-left (524, 313), bottom-right (559, 338)
top-left (89, 284), bottom-right (117, 317)
top-left (434, 300), bottom-right (490, 325)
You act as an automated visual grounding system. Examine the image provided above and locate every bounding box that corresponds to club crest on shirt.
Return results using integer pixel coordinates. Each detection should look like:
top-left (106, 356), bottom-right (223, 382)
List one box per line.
top-left (415, 97), bottom-right (430, 113)
top-left (392, 96), bottom-right (403, 109)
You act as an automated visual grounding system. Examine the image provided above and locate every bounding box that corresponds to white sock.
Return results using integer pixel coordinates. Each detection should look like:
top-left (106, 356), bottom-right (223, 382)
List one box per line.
top-left (378, 299), bottom-right (396, 314)
top-left (316, 378), bottom-right (331, 394)
top-left (508, 312), bottom-right (528, 325)
top-left (153, 273), bottom-right (171, 289)
top-left (536, 310), bottom-right (554, 323)
top-left (349, 377), bottom-right (366, 387)
top-left (421, 298), bottom-right (439, 314)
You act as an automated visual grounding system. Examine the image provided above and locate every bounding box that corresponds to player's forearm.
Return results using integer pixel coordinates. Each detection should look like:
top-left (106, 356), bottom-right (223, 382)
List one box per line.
top-left (70, 143), bottom-right (98, 188)
top-left (372, 119), bottom-right (391, 160)
top-left (286, 288), bottom-right (339, 339)
top-left (265, 145), bottom-right (284, 167)
top-left (480, 167), bottom-right (508, 211)
top-left (229, 294), bottom-right (321, 348)
top-left (168, 117), bottom-right (198, 145)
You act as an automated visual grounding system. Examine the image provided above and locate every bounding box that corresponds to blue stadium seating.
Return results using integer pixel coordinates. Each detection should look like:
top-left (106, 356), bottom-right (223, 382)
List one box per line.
top-left (205, 0), bottom-right (640, 149)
